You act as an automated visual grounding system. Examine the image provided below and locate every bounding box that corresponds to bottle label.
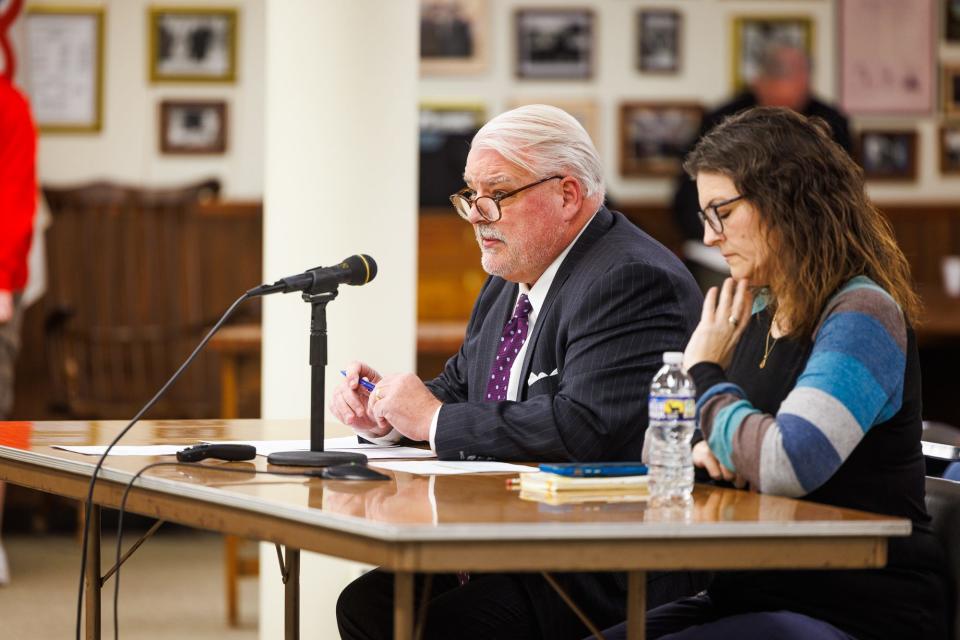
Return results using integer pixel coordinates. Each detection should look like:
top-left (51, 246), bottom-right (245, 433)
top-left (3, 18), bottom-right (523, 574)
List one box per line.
top-left (649, 396), bottom-right (696, 420)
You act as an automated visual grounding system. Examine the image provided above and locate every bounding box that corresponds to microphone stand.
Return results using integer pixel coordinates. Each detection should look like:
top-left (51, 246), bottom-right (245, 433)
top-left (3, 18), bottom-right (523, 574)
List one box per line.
top-left (267, 286), bottom-right (366, 467)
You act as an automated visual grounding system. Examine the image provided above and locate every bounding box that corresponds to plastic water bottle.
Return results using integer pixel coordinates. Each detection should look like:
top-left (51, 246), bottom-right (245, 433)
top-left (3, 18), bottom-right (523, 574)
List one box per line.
top-left (647, 352), bottom-right (696, 501)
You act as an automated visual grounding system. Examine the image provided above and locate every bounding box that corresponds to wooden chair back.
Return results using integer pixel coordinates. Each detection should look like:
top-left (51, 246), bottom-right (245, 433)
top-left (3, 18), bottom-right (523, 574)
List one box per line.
top-left (42, 179), bottom-right (224, 418)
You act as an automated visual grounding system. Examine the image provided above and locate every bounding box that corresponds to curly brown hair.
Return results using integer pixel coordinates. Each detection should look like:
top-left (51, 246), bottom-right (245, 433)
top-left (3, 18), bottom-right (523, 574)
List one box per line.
top-left (683, 106), bottom-right (920, 338)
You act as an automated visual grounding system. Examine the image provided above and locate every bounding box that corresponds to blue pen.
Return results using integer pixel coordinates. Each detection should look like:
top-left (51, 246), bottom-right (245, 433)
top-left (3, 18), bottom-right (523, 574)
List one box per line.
top-left (340, 370), bottom-right (376, 393)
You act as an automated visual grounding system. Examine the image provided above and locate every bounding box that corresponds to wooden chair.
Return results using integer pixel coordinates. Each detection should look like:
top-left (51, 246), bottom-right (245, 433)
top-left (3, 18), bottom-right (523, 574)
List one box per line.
top-left (43, 181), bottom-right (267, 625)
top-left (41, 179), bottom-right (222, 419)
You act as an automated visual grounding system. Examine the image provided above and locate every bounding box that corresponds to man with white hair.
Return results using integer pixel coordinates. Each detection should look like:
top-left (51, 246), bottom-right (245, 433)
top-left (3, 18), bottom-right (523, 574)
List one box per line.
top-left (332, 104), bottom-right (703, 639)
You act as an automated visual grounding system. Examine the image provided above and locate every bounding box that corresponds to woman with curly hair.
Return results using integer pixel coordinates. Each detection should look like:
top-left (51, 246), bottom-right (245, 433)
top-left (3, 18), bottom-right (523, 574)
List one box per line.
top-left (595, 107), bottom-right (948, 639)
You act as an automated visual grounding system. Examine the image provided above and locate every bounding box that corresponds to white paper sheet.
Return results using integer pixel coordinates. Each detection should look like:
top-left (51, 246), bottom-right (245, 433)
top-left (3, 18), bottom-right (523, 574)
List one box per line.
top-left (368, 461), bottom-right (538, 476)
top-left (53, 445), bottom-right (184, 456)
top-left (204, 439), bottom-right (436, 459)
top-left (52, 439), bottom-right (438, 459)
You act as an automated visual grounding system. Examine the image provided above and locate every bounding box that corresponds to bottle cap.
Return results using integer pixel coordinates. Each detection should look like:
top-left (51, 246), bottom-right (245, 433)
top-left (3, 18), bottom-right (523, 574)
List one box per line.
top-left (662, 351), bottom-right (683, 365)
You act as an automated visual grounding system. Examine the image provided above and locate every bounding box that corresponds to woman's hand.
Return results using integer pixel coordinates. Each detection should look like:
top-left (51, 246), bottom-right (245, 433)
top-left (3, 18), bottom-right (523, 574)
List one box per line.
top-left (683, 278), bottom-right (752, 371)
top-left (693, 441), bottom-right (746, 489)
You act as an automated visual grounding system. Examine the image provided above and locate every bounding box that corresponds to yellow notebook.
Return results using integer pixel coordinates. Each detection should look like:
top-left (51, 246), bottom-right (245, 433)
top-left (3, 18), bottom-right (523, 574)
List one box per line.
top-left (519, 488), bottom-right (649, 505)
top-left (519, 472), bottom-right (649, 493)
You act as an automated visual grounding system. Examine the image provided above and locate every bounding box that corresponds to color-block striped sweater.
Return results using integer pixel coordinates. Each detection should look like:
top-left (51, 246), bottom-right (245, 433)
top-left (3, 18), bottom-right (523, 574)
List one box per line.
top-left (688, 277), bottom-right (947, 640)
top-left (696, 276), bottom-right (911, 497)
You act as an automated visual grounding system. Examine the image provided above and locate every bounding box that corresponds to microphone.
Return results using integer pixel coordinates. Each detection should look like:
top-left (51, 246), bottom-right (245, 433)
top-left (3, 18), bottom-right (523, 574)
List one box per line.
top-left (248, 254), bottom-right (377, 297)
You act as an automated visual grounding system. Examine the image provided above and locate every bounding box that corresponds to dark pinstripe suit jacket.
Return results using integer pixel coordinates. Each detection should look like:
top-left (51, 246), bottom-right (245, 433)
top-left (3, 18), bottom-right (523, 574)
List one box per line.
top-left (426, 206), bottom-right (703, 462)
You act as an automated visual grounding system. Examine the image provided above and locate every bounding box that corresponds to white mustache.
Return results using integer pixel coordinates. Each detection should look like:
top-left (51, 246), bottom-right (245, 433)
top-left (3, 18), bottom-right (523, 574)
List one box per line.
top-left (476, 227), bottom-right (505, 242)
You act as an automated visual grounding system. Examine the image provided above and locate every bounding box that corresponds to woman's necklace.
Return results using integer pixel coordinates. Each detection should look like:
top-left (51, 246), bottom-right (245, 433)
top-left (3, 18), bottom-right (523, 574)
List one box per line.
top-left (759, 320), bottom-right (778, 369)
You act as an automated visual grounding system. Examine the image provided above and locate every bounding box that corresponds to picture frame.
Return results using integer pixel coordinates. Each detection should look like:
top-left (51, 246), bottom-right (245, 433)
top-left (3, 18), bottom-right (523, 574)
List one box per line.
top-left (944, 64), bottom-right (960, 115)
top-left (24, 7), bottom-right (105, 133)
top-left (159, 100), bottom-right (227, 154)
top-left (419, 102), bottom-right (485, 207)
top-left (420, 0), bottom-right (487, 75)
top-left (857, 130), bottom-right (918, 182)
top-left (619, 102), bottom-right (702, 177)
top-left (940, 124), bottom-right (960, 174)
top-left (731, 16), bottom-right (813, 91)
top-left (149, 7), bottom-right (237, 83)
top-left (839, 0), bottom-right (934, 115)
top-left (515, 9), bottom-right (594, 80)
top-left (507, 98), bottom-right (600, 149)
top-left (946, 0), bottom-right (960, 43)
top-left (637, 9), bottom-right (681, 74)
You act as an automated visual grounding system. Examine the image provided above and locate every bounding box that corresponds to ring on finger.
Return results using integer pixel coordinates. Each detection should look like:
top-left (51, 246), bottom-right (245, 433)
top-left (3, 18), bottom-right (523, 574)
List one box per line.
top-left (375, 389), bottom-right (384, 400)
top-left (727, 315), bottom-right (738, 327)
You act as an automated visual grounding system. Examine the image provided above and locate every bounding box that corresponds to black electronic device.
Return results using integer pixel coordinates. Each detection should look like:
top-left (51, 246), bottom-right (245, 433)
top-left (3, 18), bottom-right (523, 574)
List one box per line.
top-left (321, 463), bottom-right (390, 481)
top-left (176, 443), bottom-right (257, 463)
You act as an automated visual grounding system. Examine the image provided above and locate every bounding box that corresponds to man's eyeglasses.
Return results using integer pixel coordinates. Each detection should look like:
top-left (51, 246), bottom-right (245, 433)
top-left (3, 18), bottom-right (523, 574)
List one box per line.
top-left (449, 175), bottom-right (563, 223)
top-left (697, 194), bottom-right (745, 234)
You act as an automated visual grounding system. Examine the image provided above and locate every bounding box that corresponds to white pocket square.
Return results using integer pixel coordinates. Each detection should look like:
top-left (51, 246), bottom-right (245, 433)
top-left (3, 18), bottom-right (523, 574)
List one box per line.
top-left (527, 368), bottom-right (559, 386)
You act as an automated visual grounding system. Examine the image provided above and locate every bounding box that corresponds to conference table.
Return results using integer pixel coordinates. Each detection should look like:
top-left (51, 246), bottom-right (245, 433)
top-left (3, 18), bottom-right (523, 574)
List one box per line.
top-left (0, 419), bottom-right (910, 640)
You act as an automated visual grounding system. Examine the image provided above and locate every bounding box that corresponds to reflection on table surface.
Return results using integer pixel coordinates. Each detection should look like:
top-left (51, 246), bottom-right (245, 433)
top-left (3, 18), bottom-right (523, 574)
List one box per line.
top-left (1, 419), bottom-right (902, 533)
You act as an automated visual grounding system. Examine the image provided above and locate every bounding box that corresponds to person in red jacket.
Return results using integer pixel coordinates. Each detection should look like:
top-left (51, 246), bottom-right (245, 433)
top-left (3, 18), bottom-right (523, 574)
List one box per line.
top-left (0, 75), bottom-right (38, 585)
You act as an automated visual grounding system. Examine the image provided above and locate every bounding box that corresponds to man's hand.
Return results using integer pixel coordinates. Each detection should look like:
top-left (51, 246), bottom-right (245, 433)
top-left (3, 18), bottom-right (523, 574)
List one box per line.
top-left (0, 290), bottom-right (12, 324)
top-left (330, 361), bottom-right (390, 437)
top-left (367, 372), bottom-right (441, 442)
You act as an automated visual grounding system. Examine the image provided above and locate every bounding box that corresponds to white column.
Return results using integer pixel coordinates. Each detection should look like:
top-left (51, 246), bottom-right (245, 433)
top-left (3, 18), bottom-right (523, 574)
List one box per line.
top-left (260, 1), bottom-right (419, 637)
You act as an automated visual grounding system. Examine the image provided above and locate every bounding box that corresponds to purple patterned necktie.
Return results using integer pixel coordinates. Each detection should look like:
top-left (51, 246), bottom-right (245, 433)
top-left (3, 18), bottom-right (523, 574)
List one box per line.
top-left (485, 293), bottom-right (533, 402)
top-left (458, 294), bottom-right (533, 587)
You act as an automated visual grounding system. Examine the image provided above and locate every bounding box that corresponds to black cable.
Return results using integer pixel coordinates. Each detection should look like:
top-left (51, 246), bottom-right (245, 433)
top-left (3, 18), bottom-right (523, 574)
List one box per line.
top-left (75, 291), bottom-right (252, 640)
top-left (112, 461), bottom-right (321, 639)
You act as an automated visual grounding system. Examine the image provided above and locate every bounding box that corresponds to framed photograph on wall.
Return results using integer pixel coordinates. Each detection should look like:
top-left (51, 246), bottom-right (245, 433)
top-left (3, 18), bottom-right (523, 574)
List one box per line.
top-left (857, 130), bottom-right (917, 181)
top-left (840, 0), bottom-right (934, 114)
top-left (731, 15), bottom-right (813, 91)
top-left (507, 98), bottom-right (599, 148)
top-left (420, 0), bottom-right (487, 75)
top-left (946, 0), bottom-right (960, 43)
top-left (637, 10), bottom-right (681, 74)
top-left (940, 124), bottom-right (960, 174)
top-left (515, 9), bottom-right (593, 80)
top-left (620, 102), bottom-right (702, 177)
top-left (419, 103), bottom-right (485, 206)
top-left (944, 64), bottom-right (960, 115)
top-left (149, 7), bottom-right (237, 83)
top-left (24, 7), bottom-right (105, 133)
top-left (159, 100), bottom-right (227, 154)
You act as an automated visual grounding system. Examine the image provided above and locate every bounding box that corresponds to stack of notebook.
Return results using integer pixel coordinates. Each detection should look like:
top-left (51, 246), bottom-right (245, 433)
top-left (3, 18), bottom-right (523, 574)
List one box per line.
top-left (518, 470), bottom-right (649, 505)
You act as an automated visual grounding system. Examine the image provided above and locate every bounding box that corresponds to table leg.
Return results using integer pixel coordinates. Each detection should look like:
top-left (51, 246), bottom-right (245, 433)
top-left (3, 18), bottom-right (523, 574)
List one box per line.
top-left (394, 571), bottom-right (414, 640)
top-left (284, 548), bottom-right (300, 640)
top-left (626, 570), bottom-right (646, 640)
top-left (84, 504), bottom-right (101, 639)
top-left (225, 535), bottom-right (239, 626)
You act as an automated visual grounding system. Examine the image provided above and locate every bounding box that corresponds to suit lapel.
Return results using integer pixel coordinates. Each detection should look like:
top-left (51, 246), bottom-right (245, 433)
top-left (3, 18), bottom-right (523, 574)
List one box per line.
top-left (518, 207), bottom-right (614, 394)
top-left (473, 280), bottom-right (518, 400)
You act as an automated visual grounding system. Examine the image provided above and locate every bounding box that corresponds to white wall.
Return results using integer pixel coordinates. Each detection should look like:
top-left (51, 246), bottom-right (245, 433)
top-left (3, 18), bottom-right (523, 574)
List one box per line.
top-left (421, 0), bottom-right (960, 204)
top-left (15, 0), bottom-right (265, 198)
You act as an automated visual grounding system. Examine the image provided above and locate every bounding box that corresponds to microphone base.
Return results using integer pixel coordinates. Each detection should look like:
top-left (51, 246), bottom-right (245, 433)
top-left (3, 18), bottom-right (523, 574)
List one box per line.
top-left (267, 450), bottom-right (367, 467)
